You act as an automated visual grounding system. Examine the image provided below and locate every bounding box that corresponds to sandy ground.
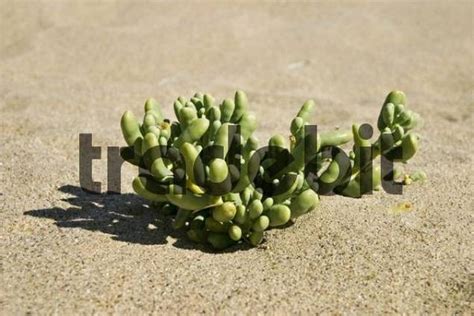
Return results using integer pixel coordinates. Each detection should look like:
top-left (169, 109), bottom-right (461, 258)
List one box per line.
top-left (1, 1), bottom-right (473, 314)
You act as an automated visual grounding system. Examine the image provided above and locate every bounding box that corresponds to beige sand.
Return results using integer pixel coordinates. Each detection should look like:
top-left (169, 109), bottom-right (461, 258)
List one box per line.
top-left (1, 1), bottom-right (473, 314)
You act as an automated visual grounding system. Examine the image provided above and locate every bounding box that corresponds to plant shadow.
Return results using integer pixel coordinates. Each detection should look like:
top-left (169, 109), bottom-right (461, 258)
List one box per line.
top-left (24, 185), bottom-right (251, 253)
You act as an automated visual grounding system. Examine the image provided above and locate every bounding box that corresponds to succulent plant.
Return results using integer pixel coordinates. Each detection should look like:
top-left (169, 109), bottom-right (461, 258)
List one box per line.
top-left (120, 90), bottom-right (423, 249)
top-left (320, 90), bottom-right (422, 198)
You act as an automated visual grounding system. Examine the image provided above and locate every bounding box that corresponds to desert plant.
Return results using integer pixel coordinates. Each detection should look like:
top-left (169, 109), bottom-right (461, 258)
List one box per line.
top-left (120, 90), bottom-right (422, 249)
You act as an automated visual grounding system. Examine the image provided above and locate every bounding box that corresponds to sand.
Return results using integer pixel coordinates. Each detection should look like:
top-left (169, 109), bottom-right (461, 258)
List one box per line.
top-left (1, 1), bottom-right (473, 314)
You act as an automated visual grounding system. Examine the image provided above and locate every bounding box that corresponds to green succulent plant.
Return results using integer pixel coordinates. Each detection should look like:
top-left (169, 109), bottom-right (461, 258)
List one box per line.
top-left (120, 90), bottom-right (423, 250)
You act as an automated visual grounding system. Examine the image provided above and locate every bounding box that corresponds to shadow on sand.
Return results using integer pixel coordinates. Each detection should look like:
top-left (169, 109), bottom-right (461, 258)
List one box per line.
top-left (25, 185), bottom-right (251, 253)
